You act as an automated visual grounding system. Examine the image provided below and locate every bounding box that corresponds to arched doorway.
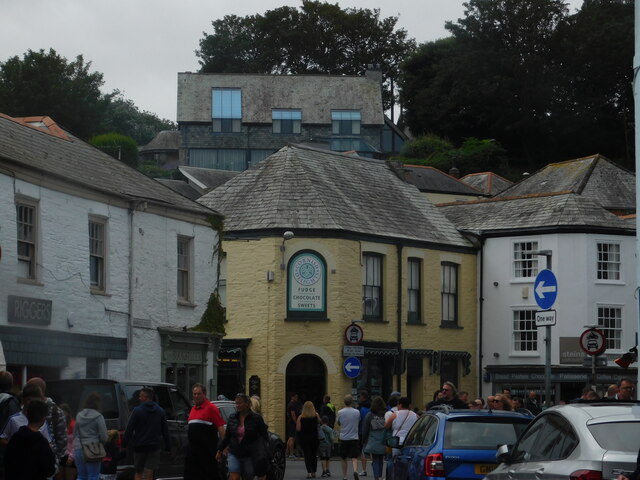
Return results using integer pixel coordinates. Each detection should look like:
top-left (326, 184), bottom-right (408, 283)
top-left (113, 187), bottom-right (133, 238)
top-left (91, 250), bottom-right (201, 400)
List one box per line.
top-left (285, 354), bottom-right (326, 409)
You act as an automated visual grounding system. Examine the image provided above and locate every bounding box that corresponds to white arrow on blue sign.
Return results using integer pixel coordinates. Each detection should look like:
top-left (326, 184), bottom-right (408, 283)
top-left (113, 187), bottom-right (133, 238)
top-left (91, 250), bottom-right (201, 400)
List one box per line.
top-left (343, 356), bottom-right (362, 378)
top-left (534, 269), bottom-right (558, 310)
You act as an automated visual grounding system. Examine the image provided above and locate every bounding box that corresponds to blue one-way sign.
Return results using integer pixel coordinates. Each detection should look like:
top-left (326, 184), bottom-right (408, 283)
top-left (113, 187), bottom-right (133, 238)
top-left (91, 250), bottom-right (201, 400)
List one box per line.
top-left (343, 357), bottom-right (362, 378)
top-left (534, 269), bottom-right (558, 310)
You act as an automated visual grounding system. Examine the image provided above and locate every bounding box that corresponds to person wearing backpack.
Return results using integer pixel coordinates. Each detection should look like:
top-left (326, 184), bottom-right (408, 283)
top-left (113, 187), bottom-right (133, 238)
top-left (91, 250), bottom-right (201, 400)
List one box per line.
top-left (361, 397), bottom-right (387, 480)
top-left (0, 372), bottom-right (20, 480)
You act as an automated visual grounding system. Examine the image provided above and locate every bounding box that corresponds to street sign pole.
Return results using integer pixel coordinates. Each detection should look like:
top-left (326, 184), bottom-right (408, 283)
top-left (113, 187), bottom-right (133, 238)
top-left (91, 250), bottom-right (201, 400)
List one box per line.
top-left (532, 251), bottom-right (554, 408)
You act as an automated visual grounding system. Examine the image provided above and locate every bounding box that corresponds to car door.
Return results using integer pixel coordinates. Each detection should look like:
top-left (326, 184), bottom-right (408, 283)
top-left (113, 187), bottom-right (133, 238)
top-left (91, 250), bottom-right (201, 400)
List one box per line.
top-left (503, 414), bottom-right (578, 480)
top-left (394, 414), bottom-right (439, 480)
top-left (152, 385), bottom-right (184, 479)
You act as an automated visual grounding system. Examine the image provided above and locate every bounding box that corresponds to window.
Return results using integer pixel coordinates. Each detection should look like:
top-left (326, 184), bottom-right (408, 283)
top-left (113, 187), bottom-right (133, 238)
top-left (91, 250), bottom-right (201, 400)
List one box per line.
top-left (511, 415), bottom-right (578, 463)
top-left (331, 110), bottom-right (361, 135)
top-left (272, 109), bottom-right (301, 134)
top-left (362, 253), bottom-right (382, 320)
top-left (89, 219), bottom-right (106, 291)
top-left (513, 241), bottom-right (538, 278)
top-left (408, 258), bottom-right (421, 324)
top-left (441, 262), bottom-right (458, 325)
top-left (598, 306), bottom-right (622, 350)
top-left (189, 148), bottom-right (246, 170)
top-left (597, 242), bottom-right (620, 280)
top-left (16, 201), bottom-right (37, 280)
top-left (513, 309), bottom-right (537, 352)
top-left (177, 236), bottom-right (192, 302)
top-left (212, 89), bottom-right (241, 133)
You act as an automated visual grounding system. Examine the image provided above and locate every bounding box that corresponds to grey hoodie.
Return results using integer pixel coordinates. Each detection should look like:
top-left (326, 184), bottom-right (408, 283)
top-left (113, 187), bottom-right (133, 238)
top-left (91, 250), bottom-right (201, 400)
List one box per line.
top-left (73, 408), bottom-right (108, 450)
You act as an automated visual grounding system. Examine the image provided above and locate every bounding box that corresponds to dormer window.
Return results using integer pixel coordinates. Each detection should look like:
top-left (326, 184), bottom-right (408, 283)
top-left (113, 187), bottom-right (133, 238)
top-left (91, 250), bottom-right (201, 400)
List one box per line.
top-left (331, 110), bottom-right (361, 135)
top-left (212, 89), bottom-right (241, 133)
top-left (272, 109), bottom-right (301, 134)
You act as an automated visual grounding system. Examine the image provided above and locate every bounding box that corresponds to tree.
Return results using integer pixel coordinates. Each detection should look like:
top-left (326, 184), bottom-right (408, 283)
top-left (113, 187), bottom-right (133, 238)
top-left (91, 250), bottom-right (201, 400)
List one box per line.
top-left (0, 49), bottom-right (110, 140)
top-left (90, 133), bottom-right (139, 169)
top-left (102, 94), bottom-right (176, 145)
top-left (196, 1), bottom-right (416, 108)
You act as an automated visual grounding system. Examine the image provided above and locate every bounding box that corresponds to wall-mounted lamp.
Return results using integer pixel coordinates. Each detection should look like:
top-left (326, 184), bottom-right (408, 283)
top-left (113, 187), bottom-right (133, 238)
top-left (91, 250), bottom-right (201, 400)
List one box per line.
top-left (280, 231), bottom-right (294, 270)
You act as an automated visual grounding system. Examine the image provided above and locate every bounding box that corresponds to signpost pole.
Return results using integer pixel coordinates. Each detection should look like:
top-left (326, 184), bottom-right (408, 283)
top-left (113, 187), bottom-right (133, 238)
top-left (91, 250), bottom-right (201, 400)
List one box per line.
top-left (592, 354), bottom-right (597, 387)
top-left (532, 250), bottom-right (554, 408)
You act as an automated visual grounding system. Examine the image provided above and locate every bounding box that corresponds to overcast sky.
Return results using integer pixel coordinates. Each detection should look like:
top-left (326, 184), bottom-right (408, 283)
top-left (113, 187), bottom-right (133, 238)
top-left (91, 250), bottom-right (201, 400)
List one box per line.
top-left (1, 0), bottom-right (583, 123)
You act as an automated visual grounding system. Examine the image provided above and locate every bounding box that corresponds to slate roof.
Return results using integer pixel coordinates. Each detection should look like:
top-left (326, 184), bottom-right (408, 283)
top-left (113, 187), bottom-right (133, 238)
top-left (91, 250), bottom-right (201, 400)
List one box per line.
top-left (198, 144), bottom-right (472, 248)
top-left (438, 192), bottom-right (635, 235)
top-left (139, 130), bottom-right (179, 152)
top-left (402, 164), bottom-right (486, 196)
top-left (0, 114), bottom-right (216, 216)
top-left (155, 179), bottom-right (202, 201)
top-left (495, 155), bottom-right (635, 211)
top-left (179, 166), bottom-right (239, 192)
top-left (460, 172), bottom-right (513, 196)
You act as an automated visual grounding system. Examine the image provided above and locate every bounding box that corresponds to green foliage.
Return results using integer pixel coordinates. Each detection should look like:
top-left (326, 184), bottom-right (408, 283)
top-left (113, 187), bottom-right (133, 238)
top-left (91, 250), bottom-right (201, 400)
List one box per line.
top-left (103, 94), bottom-right (176, 145)
top-left (90, 133), bottom-right (139, 169)
top-left (197, 0), bottom-right (416, 109)
top-left (0, 49), bottom-right (109, 139)
top-left (398, 134), bottom-right (508, 176)
top-left (192, 291), bottom-right (226, 334)
top-left (398, 0), bottom-right (633, 169)
top-left (137, 163), bottom-right (175, 179)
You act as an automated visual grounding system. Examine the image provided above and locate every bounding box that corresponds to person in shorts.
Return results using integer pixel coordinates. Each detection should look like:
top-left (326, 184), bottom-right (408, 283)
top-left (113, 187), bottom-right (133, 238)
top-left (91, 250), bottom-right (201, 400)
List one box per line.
top-left (337, 395), bottom-right (361, 480)
top-left (122, 388), bottom-right (171, 480)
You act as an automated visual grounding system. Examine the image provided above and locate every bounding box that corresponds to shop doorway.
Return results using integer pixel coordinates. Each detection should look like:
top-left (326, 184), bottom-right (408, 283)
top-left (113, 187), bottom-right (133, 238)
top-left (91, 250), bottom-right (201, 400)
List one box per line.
top-left (285, 354), bottom-right (326, 409)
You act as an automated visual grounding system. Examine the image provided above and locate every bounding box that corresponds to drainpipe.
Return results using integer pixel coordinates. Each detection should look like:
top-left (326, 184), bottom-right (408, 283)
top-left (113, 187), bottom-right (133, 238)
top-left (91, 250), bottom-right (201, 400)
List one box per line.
top-left (127, 201), bottom-right (138, 379)
top-left (396, 243), bottom-right (403, 392)
top-left (478, 236), bottom-right (485, 397)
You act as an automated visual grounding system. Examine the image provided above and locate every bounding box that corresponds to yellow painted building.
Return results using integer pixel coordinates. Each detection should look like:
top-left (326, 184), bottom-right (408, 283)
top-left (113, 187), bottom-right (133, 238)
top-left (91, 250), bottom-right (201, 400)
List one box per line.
top-left (199, 145), bottom-right (479, 438)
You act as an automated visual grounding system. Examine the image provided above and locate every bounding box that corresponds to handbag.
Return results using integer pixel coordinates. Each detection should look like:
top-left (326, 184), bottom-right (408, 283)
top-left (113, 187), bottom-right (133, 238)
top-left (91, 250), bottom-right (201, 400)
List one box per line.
top-left (82, 441), bottom-right (106, 463)
top-left (384, 410), bottom-right (410, 448)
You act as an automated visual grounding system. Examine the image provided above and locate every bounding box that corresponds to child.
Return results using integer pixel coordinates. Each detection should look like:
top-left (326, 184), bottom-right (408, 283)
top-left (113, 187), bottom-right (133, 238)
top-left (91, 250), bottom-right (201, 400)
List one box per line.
top-left (319, 416), bottom-right (335, 477)
top-left (100, 429), bottom-right (125, 480)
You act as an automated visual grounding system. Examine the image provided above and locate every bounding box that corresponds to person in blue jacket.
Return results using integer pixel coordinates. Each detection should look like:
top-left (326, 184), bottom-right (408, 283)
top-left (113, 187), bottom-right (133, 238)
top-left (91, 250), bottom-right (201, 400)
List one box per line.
top-left (122, 388), bottom-right (171, 480)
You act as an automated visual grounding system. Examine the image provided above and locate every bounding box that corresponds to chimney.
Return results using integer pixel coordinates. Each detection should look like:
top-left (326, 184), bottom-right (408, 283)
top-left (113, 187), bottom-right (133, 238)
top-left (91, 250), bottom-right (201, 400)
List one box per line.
top-left (449, 166), bottom-right (460, 179)
top-left (365, 64), bottom-right (382, 84)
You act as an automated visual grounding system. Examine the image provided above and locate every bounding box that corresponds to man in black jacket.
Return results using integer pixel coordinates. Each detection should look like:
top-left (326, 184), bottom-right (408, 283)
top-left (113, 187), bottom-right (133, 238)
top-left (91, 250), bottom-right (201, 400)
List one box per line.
top-left (122, 388), bottom-right (171, 480)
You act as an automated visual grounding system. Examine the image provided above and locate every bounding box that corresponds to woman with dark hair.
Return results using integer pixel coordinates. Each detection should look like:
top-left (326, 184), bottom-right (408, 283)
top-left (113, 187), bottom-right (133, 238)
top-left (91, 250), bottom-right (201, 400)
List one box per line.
top-left (73, 392), bottom-right (108, 480)
top-left (296, 401), bottom-right (321, 478)
top-left (362, 396), bottom-right (387, 480)
top-left (216, 394), bottom-right (268, 480)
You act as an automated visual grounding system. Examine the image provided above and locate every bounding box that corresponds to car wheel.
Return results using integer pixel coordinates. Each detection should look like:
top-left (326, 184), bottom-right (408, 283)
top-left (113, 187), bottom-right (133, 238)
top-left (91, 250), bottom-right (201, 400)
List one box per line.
top-left (267, 445), bottom-right (286, 480)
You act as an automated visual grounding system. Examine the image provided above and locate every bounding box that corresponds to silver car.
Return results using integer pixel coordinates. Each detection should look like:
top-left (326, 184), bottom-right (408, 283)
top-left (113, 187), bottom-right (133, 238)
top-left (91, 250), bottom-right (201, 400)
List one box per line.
top-left (485, 402), bottom-right (640, 480)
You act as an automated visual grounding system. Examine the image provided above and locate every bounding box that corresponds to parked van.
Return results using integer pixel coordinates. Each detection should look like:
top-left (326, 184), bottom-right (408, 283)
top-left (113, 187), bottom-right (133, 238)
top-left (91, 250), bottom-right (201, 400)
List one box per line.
top-left (47, 379), bottom-right (286, 480)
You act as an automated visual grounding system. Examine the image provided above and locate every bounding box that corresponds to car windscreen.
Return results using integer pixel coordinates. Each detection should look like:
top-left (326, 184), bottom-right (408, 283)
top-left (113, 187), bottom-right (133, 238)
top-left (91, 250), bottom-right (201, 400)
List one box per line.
top-left (588, 421), bottom-right (640, 452)
top-left (444, 417), bottom-right (531, 450)
top-left (47, 382), bottom-right (120, 420)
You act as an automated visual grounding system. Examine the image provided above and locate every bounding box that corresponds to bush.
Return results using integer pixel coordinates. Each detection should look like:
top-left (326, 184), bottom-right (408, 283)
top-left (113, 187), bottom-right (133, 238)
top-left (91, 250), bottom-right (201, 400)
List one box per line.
top-left (90, 133), bottom-right (138, 168)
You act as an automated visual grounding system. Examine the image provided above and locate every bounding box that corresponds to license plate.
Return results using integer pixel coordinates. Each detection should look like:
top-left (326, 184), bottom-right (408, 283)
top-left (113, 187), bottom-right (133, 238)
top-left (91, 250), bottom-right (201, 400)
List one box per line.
top-left (475, 464), bottom-right (497, 475)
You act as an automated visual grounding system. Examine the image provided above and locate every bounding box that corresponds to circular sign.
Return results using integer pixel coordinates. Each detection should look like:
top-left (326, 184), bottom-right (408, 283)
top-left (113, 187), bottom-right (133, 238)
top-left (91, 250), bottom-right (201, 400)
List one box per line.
top-left (345, 323), bottom-right (364, 345)
top-left (579, 328), bottom-right (606, 356)
top-left (343, 356), bottom-right (362, 378)
top-left (534, 269), bottom-right (558, 310)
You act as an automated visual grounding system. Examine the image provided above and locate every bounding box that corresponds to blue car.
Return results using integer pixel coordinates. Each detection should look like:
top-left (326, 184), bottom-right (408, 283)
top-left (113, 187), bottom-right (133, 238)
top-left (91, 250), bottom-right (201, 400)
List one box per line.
top-left (393, 407), bottom-right (532, 480)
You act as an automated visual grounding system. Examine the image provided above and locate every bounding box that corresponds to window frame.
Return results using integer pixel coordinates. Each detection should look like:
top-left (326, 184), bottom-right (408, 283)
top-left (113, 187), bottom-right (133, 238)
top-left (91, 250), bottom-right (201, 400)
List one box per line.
top-left (212, 88), bottom-right (242, 133)
top-left (597, 242), bottom-right (621, 281)
top-left (512, 308), bottom-right (539, 354)
top-left (407, 257), bottom-right (422, 324)
top-left (89, 216), bottom-right (107, 293)
top-left (362, 253), bottom-right (383, 321)
top-left (597, 304), bottom-right (622, 351)
top-left (16, 198), bottom-right (39, 282)
top-left (272, 109), bottom-right (302, 134)
top-left (441, 262), bottom-right (459, 326)
top-left (331, 110), bottom-right (361, 135)
top-left (512, 240), bottom-right (539, 279)
top-left (177, 235), bottom-right (194, 304)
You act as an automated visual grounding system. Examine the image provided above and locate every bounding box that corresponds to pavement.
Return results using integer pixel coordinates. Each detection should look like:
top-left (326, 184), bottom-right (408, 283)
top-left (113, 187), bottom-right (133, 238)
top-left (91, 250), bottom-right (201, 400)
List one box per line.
top-left (284, 456), bottom-right (372, 480)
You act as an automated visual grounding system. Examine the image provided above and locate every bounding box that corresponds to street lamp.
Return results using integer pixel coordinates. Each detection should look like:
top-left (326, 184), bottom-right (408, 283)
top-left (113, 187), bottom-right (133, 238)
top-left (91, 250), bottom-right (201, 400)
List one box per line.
top-left (279, 231), bottom-right (294, 270)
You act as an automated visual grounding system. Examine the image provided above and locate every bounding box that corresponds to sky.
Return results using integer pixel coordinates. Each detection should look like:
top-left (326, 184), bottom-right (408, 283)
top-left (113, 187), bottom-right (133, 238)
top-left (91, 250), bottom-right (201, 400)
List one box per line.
top-left (1, 0), bottom-right (583, 123)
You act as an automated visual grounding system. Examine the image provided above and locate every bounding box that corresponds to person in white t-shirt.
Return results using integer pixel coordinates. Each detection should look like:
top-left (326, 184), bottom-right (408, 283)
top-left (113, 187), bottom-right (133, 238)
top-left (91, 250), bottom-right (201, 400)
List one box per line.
top-left (383, 397), bottom-right (417, 480)
top-left (337, 395), bottom-right (361, 480)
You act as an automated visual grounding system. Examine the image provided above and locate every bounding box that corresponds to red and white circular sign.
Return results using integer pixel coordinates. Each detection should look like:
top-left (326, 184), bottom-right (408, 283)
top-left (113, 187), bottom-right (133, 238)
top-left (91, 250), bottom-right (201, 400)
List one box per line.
top-left (345, 323), bottom-right (364, 345)
top-left (579, 328), bottom-right (606, 356)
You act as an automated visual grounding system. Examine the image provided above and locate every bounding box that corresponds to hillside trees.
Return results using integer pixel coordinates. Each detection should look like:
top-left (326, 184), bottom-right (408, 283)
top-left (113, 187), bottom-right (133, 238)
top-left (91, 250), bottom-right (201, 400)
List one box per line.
top-left (398, 0), bottom-right (633, 169)
top-left (196, 0), bottom-right (416, 108)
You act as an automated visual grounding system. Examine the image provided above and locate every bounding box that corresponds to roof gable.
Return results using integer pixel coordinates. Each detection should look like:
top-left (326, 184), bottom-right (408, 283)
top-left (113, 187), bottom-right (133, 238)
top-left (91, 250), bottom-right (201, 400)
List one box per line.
top-left (198, 145), bottom-right (471, 247)
top-left (460, 171), bottom-right (513, 195)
